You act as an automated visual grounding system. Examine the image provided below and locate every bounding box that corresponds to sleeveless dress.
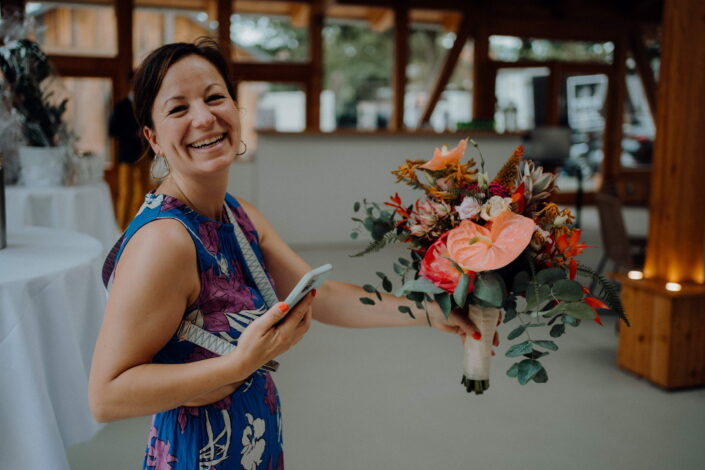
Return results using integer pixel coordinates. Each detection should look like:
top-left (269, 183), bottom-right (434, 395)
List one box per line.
top-left (102, 192), bottom-right (284, 470)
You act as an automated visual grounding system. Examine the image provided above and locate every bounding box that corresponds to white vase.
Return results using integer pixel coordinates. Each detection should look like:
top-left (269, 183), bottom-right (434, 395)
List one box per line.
top-left (19, 146), bottom-right (67, 187)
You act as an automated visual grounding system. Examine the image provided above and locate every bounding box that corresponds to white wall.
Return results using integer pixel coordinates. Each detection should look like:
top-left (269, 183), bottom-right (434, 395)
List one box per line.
top-left (229, 133), bottom-right (523, 246)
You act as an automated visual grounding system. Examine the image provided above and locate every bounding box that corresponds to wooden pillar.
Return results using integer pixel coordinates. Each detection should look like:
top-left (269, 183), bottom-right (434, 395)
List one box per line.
top-left (305, 0), bottom-right (323, 131)
top-left (216, 0), bottom-right (232, 65)
top-left (601, 34), bottom-right (626, 184)
top-left (390, 3), bottom-right (408, 131)
top-left (618, 0), bottom-right (705, 389)
top-left (471, 26), bottom-right (494, 121)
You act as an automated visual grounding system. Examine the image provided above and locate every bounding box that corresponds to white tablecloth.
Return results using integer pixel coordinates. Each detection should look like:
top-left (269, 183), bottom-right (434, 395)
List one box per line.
top-left (0, 227), bottom-right (106, 470)
top-left (5, 182), bottom-right (120, 250)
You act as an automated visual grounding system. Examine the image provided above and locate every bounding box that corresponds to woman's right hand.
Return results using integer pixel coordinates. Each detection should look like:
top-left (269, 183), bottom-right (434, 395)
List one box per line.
top-left (230, 291), bottom-right (315, 374)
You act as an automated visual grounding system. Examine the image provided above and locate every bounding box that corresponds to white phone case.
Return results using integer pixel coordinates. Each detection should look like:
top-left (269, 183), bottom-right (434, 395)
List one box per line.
top-left (283, 264), bottom-right (333, 307)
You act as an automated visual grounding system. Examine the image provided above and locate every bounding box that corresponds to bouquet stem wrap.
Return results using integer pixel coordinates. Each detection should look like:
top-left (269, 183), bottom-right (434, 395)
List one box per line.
top-left (462, 304), bottom-right (501, 394)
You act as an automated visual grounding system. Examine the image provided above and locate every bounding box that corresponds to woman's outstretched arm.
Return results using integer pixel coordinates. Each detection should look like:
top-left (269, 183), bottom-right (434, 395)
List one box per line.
top-left (238, 198), bottom-right (481, 338)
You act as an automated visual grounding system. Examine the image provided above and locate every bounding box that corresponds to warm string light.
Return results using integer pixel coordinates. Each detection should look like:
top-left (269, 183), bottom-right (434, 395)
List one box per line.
top-left (628, 270), bottom-right (644, 280)
top-left (665, 282), bottom-right (682, 292)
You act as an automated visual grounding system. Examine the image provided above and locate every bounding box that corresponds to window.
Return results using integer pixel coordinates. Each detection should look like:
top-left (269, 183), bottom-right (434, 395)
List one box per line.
top-left (134, 7), bottom-right (216, 67)
top-left (489, 36), bottom-right (614, 64)
top-left (26, 2), bottom-right (117, 57)
top-left (62, 77), bottom-right (112, 161)
top-left (230, 2), bottom-right (309, 63)
top-left (238, 82), bottom-right (305, 156)
top-left (494, 67), bottom-right (550, 132)
top-left (322, 15), bottom-right (393, 130)
top-left (405, 11), bottom-right (473, 131)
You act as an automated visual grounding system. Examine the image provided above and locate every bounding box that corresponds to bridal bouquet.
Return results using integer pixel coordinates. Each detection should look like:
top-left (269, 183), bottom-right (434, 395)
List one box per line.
top-left (350, 139), bottom-right (627, 394)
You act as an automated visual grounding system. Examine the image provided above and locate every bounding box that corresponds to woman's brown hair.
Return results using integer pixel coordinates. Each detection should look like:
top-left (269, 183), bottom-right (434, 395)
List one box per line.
top-left (132, 37), bottom-right (236, 160)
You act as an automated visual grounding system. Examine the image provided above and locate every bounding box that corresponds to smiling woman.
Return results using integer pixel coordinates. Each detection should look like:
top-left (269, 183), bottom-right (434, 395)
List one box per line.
top-left (89, 38), bottom-right (479, 470)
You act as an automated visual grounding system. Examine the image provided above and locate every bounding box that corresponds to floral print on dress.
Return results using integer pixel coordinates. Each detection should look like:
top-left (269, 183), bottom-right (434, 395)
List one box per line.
top-left (241, 413), bottom-right (266, 470)
top-left (198, 220), bottom-right (222, 254)
top-left (146, 426), bottom-right (178, 470)
top-left (198, 267), bottom-right (256, 332)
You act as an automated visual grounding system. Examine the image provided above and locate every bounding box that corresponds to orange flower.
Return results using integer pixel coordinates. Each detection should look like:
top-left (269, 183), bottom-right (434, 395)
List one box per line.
top-left (419, 138), bottom-right (469, 171)
top-left (556, 230), bottom-right (590, 258)
top-left (446, 209), bottom-right (535, 272)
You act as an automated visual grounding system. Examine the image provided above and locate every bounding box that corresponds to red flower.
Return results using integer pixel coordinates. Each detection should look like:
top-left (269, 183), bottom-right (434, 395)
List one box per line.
top-left (420, 232), bottom-right (463, 293)
top-left (585, 296), bottom-right (609, 326)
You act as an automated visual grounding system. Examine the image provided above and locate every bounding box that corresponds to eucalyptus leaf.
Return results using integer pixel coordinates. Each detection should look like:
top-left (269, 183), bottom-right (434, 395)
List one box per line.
top-left (398, 258), bottom-right (410, 267)
top-left (526, 284), bottom-right (551, 310)
top-left (507, 325), bottom-right (526, 340)
top-left (533, 340), bottom-right (558, 351)
top-left (525, 349), bottom-right (550, 359)
top-left (435, 293), bottom-right (452, 319)
top-left (393, 263), bottom-right (405, 276)
top-left (552, 279), bottom-right (584, 301)
top-left (536, 267), bottom-right (567, 285)
top-left (503, 306), bottom-right (518, 323)
top-left (350, 232), bottom-right (359, 239)
top-left (506, 341), bottom-right (533, 357)
top-left (396, 277), bottom-right (445, 297)
top-left (359, 297), bottom-right (375, 305)
top-left (518, 359), bottom-right (543, 385)
top-left (507, 362), bottom-right (519, 378)
top-left (453, 273), bottom-right (471, 306)
top-left (472, 272), bottom-right (506, 308)
top-left (363, 284), bottom-right (376, 293)
top-left (382, 277), bottom-right (393, 293)
top-left (398, 305), bottom-right (412, 315)
top-left (563, 302), bottom-right (597, 320)
top-left (550, 324), bottom-right (566, 337)
top-left (532, 366), bottom-right (549, 383)
top-left (353, 201), bottom-right (360, 212)
top-left (563, 315), bottom-right (581, 327)
top-left (376, 272), bottom-right (387, 280)
top-left (375, 291), bottom-right (382, 301)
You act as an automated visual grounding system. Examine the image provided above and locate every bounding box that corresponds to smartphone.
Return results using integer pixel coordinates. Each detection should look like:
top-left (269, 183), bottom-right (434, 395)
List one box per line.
top-left (283, 264), bottom-right (333, 309)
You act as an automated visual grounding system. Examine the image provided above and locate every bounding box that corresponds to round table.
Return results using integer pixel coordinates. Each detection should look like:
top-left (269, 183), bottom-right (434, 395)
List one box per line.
top-left (0, 227), bottom-right (106, 470)
top-left (5, 182), bottom-right (120, 250)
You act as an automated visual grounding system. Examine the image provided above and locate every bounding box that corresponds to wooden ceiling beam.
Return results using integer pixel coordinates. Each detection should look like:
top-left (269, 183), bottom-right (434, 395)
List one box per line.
top-left (232, 62), bottom-right (312, 82)
top-left (305, 0), bottom-right (324, 130)
top-left (367, 7), bottom-right (394, 32)
top-left (290, 3), bottom-right (311, 28)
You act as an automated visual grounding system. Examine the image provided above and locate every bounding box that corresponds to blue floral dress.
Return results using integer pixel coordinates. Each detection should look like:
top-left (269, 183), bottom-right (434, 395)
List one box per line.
top-left (102, 192), bottom-right (284, 470)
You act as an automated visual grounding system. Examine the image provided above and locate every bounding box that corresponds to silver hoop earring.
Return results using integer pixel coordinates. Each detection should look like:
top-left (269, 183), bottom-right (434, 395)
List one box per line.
top-left (236, 140), bottom-right (247, 157)
top-left (150, 153), bottom-right (170, 180)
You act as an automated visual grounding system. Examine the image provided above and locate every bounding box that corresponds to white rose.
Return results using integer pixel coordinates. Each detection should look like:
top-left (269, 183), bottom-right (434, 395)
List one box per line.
top-left (455, 197), bottom-right (481, 220)
top-left (480, 196), bottom-right (513, 221)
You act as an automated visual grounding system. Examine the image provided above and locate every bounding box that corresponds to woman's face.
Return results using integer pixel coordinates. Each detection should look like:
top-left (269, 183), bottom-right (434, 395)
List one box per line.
top-left (144, 54), bottom-right (240, 179)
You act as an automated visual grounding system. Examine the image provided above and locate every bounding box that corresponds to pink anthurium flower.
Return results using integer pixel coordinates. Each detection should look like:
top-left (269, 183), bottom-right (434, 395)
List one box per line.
top-left (419, 138), bottom-right (469, 171)
top-left (446, 209), bottom-right (535, 272)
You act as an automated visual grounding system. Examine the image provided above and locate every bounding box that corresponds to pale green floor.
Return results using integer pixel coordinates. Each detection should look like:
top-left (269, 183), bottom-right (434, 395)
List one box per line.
top-left (68, 208), bottom-right (705, 470)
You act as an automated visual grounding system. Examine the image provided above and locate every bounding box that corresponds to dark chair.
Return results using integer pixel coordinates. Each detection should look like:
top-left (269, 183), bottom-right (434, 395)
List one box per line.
top-left (594, 192), bottom-right (647, 278)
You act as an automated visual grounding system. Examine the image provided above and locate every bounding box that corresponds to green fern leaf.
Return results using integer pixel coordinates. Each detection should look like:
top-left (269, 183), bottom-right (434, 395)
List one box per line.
top-left (577, 264), bottom-right (629, 326)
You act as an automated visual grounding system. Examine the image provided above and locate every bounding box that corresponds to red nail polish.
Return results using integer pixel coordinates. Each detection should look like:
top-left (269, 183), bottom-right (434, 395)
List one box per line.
top-left (472, 332), bottom-right (482, 340)
top-left (311, 289), bottom-right (317, 298)
top-left (278, 303), bottom-right (289, 313)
